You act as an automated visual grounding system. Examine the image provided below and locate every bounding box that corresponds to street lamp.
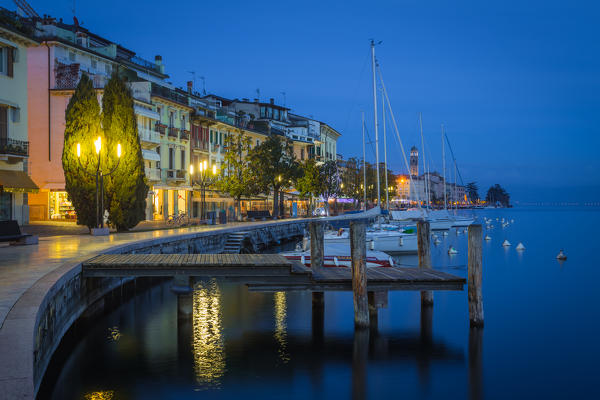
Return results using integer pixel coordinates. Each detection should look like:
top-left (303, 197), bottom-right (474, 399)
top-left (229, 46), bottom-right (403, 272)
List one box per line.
top-left (190, 160), bottom-right (218, 220)
top-left (76, 136), bottom-right (122, 230)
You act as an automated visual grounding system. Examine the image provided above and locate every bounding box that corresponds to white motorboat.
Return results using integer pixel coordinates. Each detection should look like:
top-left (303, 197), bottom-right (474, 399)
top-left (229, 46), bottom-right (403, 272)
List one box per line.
top-left (322, 227), bottom-right (418, 254)
top-left (390, 209), bottom-right (454, 231)
top-left (281, 242), bottom-right (394, 268)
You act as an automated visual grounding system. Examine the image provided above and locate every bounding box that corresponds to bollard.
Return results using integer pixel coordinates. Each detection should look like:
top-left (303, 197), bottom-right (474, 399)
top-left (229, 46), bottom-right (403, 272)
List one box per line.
top-left (417, 221), bottom-right (434, 305)
top-left (350, 221), bottom-right (369, 329)
top-left (468, 224), bottom-right (484, 327)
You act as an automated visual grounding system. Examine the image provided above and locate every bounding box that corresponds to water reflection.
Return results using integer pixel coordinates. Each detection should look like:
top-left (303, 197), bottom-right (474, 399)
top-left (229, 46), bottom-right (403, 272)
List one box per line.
top-left (84, 391), bottom-right (114, 400)
top-left (273, 291), bottom-right (290, 363)
top-left (192, 279), bottom-right (225, 386)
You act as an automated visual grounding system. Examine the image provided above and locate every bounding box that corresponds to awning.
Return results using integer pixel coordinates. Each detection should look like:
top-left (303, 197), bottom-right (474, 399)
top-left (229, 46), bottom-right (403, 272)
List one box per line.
top-left (142, 149), bottom-right (160, 161)
top-left (0, 170), bottom-right (39, 193)
top-left (134, 105), bottom-right (160, 120)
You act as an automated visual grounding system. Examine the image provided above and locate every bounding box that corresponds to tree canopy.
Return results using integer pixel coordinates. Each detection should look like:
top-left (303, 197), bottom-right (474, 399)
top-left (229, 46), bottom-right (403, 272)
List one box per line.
top-left (466, 182), bottom-right (480, 203)
top-left (486, 184), bottom-right (510, 207)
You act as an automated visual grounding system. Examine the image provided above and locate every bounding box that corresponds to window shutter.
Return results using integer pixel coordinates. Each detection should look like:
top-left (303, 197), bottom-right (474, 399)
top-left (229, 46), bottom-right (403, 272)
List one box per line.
top-left (7, 48), bottom-right (13, 77)
top-left (11, 108), bottom-right (20, 123)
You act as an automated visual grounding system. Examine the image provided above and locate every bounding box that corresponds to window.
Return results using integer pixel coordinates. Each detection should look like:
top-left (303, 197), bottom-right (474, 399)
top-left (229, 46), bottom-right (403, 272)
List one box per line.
top-left (69, 51), bottom-right (76, 61)
top-left (181, 150), bottom-right (185, 169)
top-left (260, 106), bottom-right (266, 118)
top-left (168, 148), bottom-right (174, 169)
top-left (0, 47), bottom-right (14, 77)
top-left (105, 64), bottom-right (111, 74)
top-left (300, 148), bottom-right (304, 160)
top-left (0, 106), bottom-right (7, 140)
top-left (210, 131), bottom-right (213, 143)
top-left (274, 108), bottom-right (280, 120)
top-left (169, 111), bottom-right (174, 127)
top-left (91, 59), bottom-right (97, 69)
top-left (157, 106), bottom-right (161, 117)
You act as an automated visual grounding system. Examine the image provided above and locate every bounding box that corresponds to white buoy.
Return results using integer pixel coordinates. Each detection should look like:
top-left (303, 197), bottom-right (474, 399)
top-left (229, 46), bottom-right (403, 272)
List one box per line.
top-left (442, 231), bottom-right (448, 236)
top-left (463, 229), bottom-right (467, 234)
top-left (556, 250), bottom-right (567, 260)
top-left (485, 235), bottom-right (491, 241)
top-left (502, 239), bottom-right (511, 247)
top-left (516, 242), bottom-right (525, 251)
top-left (434, 238), bottom-right (441, 245)
top-left (334, 256), bottom-right (339, 267)
top-left (456, 229), bottom-right (462, 235)
top-left (301, 255), bottom-right (306, 265)
top-left (511, 219), bottom-right (514, 223)
top-left (448, 245), bottom-right (458, 255)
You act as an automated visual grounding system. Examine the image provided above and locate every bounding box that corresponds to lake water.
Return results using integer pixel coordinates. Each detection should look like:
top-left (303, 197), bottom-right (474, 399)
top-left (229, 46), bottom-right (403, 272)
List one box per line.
top-left (38, 207), bottom-right (600, 399)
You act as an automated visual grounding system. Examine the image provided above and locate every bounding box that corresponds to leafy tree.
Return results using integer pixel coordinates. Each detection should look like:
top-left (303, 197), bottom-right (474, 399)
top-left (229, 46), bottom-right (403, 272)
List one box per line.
top-left (102, 72), bottom-right (148, 231)
top-left (215, 132), bottom-right (260, 220)
top-left (318, 160), bottom-right (340, 216)
top-left (62, 73), bottom-right (102, 229)
top-left (249, 135), bottom-right (298, 218)
top-left (486, 184), bottom-right (510, 207)
top-left (340, 157), bottom-right (362, 209)
top-left (466, 182), bottom-right (480, 204)
top-left (296, 159), bottom-right (322, 216)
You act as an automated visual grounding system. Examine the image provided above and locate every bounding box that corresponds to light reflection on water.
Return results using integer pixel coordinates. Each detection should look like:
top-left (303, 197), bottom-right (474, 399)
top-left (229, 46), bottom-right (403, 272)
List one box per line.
top-left (192, 279), bottom-right (225, 387)
top-left (273, 291), bottom-right (290, 364)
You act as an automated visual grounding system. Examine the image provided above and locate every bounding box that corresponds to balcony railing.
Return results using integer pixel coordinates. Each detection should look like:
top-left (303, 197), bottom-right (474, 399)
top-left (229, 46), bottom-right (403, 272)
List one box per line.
top-left (192, 141), bottom-right (209, 152)
top-left (0, 138), bottom-right (29, 157)
top-left (138, 128), bottom-right (160, 144)
top-left (180, 130), bottom-right (190, 141)
top-left (168, 127), bottom-right (179, 138)
top-left (210, 143), bottom-right (220, 153)
top-left (144, 167), bottom-right (161, 181)
top-left (165, 169), bottom-right (187, 181)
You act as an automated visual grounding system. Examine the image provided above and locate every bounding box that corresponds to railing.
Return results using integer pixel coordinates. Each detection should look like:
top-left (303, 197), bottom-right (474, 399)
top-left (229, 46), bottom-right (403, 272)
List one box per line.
top-left (210, 143), bottom-right (220, 153)
top-left (151, 83), bottom-right (189, 106)
top-left (176, 169), bottom-right (186, 179)
top-left (168, 127), bottom-right (179, 138)
top-left (138, 128), bottom-right (160, 143)
top-left (165, 169), bottom-right (187, 180)
top-left (0, 138), bottom-right (29, 157)
top-left (180, 130), bottom-right (190, 141)
top-left (144, 167), bottom-right (161, 181)
top-left (129, 56), bottom-right (162, 74)
top-left (192, 141), bottom-right (209, 151)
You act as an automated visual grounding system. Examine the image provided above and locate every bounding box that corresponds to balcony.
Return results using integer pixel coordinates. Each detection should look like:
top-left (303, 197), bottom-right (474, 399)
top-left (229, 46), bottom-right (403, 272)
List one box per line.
top-left (180, 130), bottom-right (190, 141)
top-left (192, 141), bottom-right (209, 152)
top-left (138, 128), bottom-right (160, 148)
top-left (0, 138), bottom-right (29, 157)
top-left (168, 127), bottom-right (179, 138)
top-left (210, 143), bottom-right (220, 153)
top-left (155, 123), bottom-right (166, 135)
top-left (144, 167), bottom-right (161, 181)
top-left (165, 169), bottom-right (187, 181)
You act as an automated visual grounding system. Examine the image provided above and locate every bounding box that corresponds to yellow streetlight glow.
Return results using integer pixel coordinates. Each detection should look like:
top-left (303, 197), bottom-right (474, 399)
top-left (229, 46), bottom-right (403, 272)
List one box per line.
top-left (189, 164), bottom-right (194, 175)
top-left (341, 183), bottom-right (344, 189)
top-left (94, 136), bottom-right (102, 154)
top-left (76, 143), bottom-right (81, 158)
top-left (203, 160), bottom-right (208, 171)
top-left (212, 165), bottom-right (217, 175)
top-left (278, 175), bottom-right (282, 182)
top-left (117, 143), bottom-right (122, 158)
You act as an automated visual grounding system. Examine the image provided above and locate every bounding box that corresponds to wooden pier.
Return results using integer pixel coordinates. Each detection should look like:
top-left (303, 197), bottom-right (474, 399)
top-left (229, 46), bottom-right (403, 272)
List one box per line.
top-left (82, 253), bottom-right (465, 292)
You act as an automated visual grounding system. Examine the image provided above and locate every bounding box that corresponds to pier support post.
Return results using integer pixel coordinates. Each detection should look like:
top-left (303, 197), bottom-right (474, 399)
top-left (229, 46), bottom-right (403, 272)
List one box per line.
top-left (309, 221), bottom-right (324, 272)
top-left (350, 221), bottom-right (369, 329)
top-left (368, 291), bottom-right (378, 331)
top-left (312, 291), bottom-right (325, 345)
top-left (468, 224), bottom-right (484, 327)
top-left (417, 221), bottom-right (433, 305)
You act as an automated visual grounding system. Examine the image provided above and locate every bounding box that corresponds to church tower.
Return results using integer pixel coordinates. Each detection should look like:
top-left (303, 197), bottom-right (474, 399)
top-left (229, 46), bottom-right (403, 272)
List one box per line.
top-left (410, 146), bottom-right (419, 177)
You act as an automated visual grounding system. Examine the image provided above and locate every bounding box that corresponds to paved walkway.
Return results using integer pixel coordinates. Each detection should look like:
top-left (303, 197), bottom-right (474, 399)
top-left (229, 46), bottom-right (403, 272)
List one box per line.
top-left (0, 219), bottom-right (304, 330)
top-left (22, 219), bottom-right (204, 237)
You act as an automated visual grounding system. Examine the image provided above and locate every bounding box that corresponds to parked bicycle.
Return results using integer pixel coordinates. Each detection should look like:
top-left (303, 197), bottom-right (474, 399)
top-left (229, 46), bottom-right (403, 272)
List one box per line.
top-left (167, 212), bottom-right (188, 226)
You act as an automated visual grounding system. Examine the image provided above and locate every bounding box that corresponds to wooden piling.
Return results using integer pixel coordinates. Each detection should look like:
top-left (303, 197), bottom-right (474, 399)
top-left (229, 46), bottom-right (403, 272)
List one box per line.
top-left (350, 221), bottom-right (369, 329)
top-left (468, 224), bottom-right (484, 327)
top-left (417, 221), bottom-right (434, 305)
top-left (312, 292), bottom-right (324, 345)
top-left (368, 291), bottom-right (378, 330)
top-left (309, 221), bottom-right (324, 272)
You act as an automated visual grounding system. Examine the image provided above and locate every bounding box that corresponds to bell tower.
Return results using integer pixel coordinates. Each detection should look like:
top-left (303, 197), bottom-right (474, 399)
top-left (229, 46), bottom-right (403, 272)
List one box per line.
top-left (410, 146), bottom-right (419, 177)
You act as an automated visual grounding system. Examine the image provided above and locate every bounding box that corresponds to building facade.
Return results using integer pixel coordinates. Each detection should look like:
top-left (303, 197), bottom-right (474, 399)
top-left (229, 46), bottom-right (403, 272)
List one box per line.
top-left (0, 17), bottom-right (39, 224)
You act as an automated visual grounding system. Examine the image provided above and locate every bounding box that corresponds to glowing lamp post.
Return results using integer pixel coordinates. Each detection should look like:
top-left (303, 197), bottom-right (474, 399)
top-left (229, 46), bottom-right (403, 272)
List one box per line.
top-left (190, 160), bottom-right (218, 220)
top-left (76, 136), bottom-right (122, 232)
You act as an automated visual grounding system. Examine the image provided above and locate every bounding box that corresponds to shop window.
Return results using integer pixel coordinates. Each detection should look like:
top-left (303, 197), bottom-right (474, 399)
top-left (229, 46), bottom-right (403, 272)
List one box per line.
top-left (0, 106), bottom-right (7, 140)
top-left (169, 148), bottom-right (174, 169)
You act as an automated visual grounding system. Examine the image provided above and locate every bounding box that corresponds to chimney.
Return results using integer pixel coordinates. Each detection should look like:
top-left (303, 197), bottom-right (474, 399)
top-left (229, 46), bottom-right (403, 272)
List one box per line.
top-left (154, 55), bottom-right (165, 74)
top-left (187, 81), bottom-right (193, 94)
top-left (254, 98), bottom-right (259, 103)
top-left (269, 98), bottom-right (274, 105)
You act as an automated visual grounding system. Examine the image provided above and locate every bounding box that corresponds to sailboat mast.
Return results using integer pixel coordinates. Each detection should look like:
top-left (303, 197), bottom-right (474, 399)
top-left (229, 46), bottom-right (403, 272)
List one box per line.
top-left (442, 123), bottom-right (447, 210)
top-left (371, 40), bottom-right (381, 210)
top-left (382, 87), bottom-right (389, 210)
top-left (454, 160), bottom-right (458, 211)
top-left (419, 112), bottom-right (429, 209)
top-left (362, 111), bottom-right (367, 210)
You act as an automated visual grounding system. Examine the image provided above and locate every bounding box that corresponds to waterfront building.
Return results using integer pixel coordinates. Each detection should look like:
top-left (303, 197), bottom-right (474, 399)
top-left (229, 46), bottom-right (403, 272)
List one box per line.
top-left (318, 123), bottom-right (341, 162)
top-left (287, 113), bottom-right (320, 162)
top-left (0, 13), bottom-right (39, 224)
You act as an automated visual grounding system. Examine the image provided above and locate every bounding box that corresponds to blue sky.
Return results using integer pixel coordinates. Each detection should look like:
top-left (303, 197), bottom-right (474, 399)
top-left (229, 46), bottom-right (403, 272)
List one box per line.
top-left (7, 0), bottom-right (600, 201)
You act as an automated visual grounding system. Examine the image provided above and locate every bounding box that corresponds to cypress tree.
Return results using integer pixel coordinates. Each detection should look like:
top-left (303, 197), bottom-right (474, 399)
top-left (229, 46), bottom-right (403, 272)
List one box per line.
top-left (102, 72), bottom-right (148, 231)
top-left (62, 73), bottom-right (102, 229)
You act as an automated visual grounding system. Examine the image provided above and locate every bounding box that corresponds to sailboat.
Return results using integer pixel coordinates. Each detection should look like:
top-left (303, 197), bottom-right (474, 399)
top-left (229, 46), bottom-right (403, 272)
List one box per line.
top-left (442, 129), bottom-right (475, 227)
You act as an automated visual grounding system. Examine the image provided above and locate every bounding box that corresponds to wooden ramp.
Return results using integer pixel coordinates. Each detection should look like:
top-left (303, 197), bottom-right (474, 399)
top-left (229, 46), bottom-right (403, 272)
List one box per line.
top-left (82, 254), bottom-right (465, 291)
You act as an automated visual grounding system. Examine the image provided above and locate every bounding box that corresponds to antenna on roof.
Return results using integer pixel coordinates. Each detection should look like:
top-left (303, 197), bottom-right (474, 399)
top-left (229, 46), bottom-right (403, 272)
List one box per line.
top-left (280, 91), bottom-right (286, 107)
top-left (256, 88), bottom-right (260, 102)
top-left (199, 76), bottom-right (206, 95)
top-left (13, 0), bottom-right (40, 19)
top-left (187, 71), bottom-right (196, 92)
